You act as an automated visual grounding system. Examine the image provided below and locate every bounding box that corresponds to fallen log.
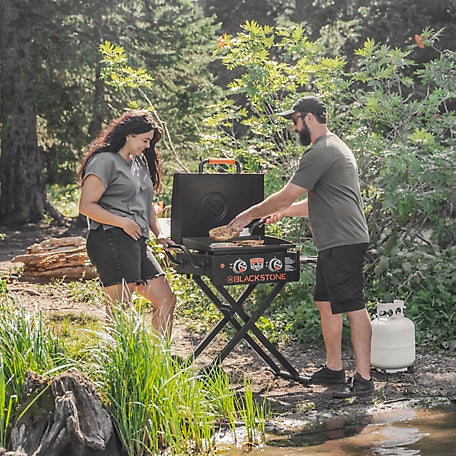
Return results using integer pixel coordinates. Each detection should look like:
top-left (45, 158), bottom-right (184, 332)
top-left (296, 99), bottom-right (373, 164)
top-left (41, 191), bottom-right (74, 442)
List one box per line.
top-left (10, 370), bottom-right (122, 456)
top-left (0, 448), bottom-right (28, 455)
top-left (12, 236), bottom-right (97, 280)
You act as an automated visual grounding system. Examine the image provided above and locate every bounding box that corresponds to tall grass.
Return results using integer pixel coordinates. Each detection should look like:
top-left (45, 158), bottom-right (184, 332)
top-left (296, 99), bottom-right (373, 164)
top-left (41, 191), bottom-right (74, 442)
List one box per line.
top-left (0, 286), bottom-right (71, 399)
top-left (0, 282), bottom-right (72, 446)
top-left (88, 305), bottom-right (267, 455)
top-left (0, 283), bottom-right (266, 454)
top-left (0, 355), bottom-right (17, 448)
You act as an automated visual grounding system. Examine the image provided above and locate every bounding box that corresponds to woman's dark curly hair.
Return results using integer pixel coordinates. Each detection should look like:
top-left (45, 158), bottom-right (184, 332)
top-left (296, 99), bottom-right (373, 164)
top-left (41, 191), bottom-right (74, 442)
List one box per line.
top-left (76, 110), bottom-right (163, 192)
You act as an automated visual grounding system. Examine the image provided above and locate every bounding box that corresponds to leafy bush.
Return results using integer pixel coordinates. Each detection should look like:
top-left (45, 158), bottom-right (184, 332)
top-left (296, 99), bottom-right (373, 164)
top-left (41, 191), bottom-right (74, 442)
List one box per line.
top-left (46, 183), bottom-right (80, 217)
top-left (83, 21), bottom-right (455, 348)
top-left (201, 22), bottom-right (456, 346)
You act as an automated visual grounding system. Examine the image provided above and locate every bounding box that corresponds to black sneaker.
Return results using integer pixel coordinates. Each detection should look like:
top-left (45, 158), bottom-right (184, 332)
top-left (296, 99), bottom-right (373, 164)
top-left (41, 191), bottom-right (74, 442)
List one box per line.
top-left (332, 373), bottom-right (375, 398)
top-left (309, 365), bottom-right (346, 385)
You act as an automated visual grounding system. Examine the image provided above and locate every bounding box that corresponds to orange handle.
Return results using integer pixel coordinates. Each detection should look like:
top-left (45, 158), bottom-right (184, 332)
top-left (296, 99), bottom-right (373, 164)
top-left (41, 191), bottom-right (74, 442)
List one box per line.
top-left (207, 158), bottom-right (236, 165)
top-left (199, 158), bottom-right (241, 173)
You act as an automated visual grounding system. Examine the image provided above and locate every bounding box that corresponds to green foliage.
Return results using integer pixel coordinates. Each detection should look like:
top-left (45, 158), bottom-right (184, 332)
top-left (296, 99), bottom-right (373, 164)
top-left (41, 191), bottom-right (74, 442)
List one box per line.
top-left (48, 313), bottom-right (103, 362)
top-left (0, 300), bottom-right (70, 400)
top-left (46, 184), bottom-right (81, 217)
top-left (369, 246), bottom-right (456, 347)
top-left (20, 0), bottom-right (222, 186)
top-left (87, 305), bottom-right (266, 455)
top-left (348, 31), bottom-right (456, 346)
top-left (172, 275), bottom-right (221, 334)
top-left (203, 22), bottom-right (456, 346)
top-left (0, 355), bottom-right (17, 448)
top-left (250, 263), bottom-right (320, 345)
top-left (201, 20), bottom-right (348, 186)
top-left (100, 41), bottom-right (154, 91)
top-left (0, 287), bottom-right (266, 452)
top-left (44, 277), bottom-right (104, 305)
top-left (0, 287), bottom-right (72, 443)
top-left (236, 377), bottom-right (267, 445)
top-left (94, 0), bottom-right (223, 180)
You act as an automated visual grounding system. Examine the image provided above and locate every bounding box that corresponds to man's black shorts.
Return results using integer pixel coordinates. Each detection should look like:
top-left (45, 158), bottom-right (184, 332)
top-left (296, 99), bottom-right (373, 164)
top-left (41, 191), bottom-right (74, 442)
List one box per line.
top-left (313, 243), bottom-right (368, 314)
top-left (86, 226), bottom-right (164, 287)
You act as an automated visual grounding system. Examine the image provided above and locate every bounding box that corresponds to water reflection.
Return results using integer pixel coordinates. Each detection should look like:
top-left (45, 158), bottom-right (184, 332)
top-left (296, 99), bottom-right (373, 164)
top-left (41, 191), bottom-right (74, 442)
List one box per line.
top-left (225, 405), bottom-right (456, 456)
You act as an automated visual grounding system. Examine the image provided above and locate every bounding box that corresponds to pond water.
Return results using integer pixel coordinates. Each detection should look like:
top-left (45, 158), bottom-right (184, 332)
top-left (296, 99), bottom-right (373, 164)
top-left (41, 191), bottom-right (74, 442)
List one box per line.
top-left (225, 404), bottom-right (456, 456)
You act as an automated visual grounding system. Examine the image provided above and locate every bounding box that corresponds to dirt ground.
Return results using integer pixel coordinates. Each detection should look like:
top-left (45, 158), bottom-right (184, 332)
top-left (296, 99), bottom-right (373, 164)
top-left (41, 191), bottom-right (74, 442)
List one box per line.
top-left (1, 221), bottom-right (455, 427)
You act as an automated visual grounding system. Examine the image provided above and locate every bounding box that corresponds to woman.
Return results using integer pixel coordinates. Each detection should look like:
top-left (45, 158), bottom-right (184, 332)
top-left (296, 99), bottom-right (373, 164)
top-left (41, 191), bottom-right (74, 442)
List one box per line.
top-left (77, 110), bottom-right (176, 336)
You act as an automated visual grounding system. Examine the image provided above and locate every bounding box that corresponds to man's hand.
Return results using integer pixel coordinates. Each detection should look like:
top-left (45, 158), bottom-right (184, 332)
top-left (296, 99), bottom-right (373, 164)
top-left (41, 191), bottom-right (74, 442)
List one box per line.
top-left (265, 212), bottom-right (284, 224)
top-left (227, 210), bottom-right (254, 233)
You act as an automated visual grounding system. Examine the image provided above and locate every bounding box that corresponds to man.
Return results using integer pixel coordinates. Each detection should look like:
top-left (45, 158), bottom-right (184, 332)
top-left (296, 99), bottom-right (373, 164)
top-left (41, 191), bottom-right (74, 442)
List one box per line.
top-left (228, 95), bottom-right (374, 398)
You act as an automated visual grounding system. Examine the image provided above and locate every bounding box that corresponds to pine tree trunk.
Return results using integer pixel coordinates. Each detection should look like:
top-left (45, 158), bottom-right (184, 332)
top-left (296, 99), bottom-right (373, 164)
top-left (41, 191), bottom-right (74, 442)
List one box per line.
top-left (0, 0), bottom-right (46, 225)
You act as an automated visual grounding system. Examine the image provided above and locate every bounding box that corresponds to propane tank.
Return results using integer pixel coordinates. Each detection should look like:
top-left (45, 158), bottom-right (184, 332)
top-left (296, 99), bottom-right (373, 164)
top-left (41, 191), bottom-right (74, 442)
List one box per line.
top-left (371, 300), bottom-right (415, 373)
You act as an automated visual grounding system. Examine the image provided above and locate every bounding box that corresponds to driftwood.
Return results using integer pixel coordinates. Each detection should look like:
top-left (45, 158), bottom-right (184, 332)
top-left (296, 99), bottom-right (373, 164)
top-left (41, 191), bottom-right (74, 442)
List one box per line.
top-left (12, 236), bottom-right (97, 280)
top-left (0, 448), bottom-right (28, 455)
top-left (10, 370), bottom-right (122, 456)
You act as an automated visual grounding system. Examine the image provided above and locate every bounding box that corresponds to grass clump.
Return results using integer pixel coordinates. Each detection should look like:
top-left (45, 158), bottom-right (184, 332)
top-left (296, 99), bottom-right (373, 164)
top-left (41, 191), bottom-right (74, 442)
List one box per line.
top-left (0, 283), bottom-right (73, 446)
top-left (88, 305), bottom-right (266, 455)
top-left (0, 292), bottom-right (71, 400)
top-left (0, 282), bottom-right (266, 454)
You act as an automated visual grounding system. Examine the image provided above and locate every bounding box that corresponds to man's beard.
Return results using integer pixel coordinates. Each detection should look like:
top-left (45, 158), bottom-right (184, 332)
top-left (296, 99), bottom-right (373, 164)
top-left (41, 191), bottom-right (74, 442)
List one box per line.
top-left (299, 125), bottom-right (311, 146)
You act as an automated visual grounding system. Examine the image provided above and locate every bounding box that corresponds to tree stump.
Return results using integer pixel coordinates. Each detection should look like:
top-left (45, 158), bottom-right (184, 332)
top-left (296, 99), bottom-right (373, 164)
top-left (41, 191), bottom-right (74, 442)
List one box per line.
top-left (10, 370), bottom-right (122, 456)
top-left (12, 236), bottom-right (97, 280)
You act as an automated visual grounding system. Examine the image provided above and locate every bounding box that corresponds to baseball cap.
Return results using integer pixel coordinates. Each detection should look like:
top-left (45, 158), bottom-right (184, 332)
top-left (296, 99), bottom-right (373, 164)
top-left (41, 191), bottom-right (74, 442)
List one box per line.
top-left (279, 95), bottom-right (327, 119)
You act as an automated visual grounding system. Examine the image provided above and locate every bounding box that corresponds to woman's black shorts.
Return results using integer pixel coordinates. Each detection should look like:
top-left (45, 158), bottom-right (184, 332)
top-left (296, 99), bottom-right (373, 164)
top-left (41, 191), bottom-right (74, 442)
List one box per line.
top-left (86, 226), bottom-right (164, 287)
top-left (313, 243), bottom-right (368, 314)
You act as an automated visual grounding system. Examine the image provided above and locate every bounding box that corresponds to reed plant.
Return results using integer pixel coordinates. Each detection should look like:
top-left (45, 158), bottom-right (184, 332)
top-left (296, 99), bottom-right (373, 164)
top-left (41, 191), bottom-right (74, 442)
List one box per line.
top-left (236, 377), bottom-right (268, 446)
top-left (88, 304), bottom-right (266, 455)
top-left (0, 355), bottom-right (17, 448)
top-left (0, 284), bottom-right (72, 446)
top-left (0, 289), bottom-right (71, 399)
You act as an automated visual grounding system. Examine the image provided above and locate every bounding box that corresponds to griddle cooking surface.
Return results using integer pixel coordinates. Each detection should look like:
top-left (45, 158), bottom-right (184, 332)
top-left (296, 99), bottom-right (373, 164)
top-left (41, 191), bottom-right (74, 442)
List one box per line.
top-left (182, 235), bottom-right (296, 255)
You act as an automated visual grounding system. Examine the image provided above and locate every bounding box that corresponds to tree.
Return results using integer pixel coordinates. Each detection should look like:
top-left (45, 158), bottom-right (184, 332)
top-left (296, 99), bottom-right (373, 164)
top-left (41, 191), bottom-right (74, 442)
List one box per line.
top-left (0, 0), bottom-right (45, 225)
top-left (0, 0), bottom-right (221, 225)
top-left (100, 0), bottom-right (222, 168)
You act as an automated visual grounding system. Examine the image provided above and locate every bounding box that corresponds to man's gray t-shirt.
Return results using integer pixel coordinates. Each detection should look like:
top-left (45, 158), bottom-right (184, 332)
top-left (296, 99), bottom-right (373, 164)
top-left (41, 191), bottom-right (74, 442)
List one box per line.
top-left (83, 152), bottom-right (154, 238)
top-left (290, 133), bottom-right (369, 251)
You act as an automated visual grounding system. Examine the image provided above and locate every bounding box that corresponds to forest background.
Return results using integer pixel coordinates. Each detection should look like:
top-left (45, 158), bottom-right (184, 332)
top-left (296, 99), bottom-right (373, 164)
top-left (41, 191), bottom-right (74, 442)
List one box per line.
top-left (0, 0), bottom-right (455, 347)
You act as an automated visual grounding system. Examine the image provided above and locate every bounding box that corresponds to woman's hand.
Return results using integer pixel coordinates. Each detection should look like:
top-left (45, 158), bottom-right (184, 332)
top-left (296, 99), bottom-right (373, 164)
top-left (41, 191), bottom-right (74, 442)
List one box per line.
top-left (156, 235), bottom-right (174, 250)
top-left (122, 218), bottom-right (142, 240)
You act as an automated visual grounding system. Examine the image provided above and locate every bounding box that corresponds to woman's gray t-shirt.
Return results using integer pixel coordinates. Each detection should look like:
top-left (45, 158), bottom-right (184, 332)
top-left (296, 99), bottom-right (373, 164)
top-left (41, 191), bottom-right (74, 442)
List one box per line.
top-left (290, 133), bottom-right (369, 251)
top-left (83, 152), bottom-right (154, 238)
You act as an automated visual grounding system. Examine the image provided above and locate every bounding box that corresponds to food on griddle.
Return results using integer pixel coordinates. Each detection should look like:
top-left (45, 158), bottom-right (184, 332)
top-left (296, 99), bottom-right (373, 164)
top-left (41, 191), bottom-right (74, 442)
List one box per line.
top-left (209, 225), bottom-right (241, 241)
top-left (233, 239), bottom-right (264, 246)
top-left (209, 239), bottom-right (265, 248)
top-left (209, 242), bottom-right (237, 248)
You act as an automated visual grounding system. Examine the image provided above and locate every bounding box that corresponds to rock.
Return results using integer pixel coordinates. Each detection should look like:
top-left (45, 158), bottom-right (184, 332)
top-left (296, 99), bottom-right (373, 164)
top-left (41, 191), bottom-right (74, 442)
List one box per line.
top-left (10, 370), bottom-right (121, 456)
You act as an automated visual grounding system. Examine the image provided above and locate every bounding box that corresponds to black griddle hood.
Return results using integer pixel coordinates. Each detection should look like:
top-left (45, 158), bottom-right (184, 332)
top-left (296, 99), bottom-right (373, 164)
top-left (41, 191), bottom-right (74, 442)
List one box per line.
top-left (170, 159), bottom-right (264, 245)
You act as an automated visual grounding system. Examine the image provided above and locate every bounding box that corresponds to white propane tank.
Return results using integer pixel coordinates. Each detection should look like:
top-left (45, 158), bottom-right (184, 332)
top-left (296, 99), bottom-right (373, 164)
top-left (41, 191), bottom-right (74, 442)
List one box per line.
top-left (371, 300), bottom-right (415, 373)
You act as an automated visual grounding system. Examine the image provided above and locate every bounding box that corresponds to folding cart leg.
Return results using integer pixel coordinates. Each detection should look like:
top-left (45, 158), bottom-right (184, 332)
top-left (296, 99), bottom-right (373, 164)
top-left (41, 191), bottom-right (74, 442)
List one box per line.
top-left (190, 277), bottom-right (275, 370)
top-left (215, 284), bottom-right (309, 384)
